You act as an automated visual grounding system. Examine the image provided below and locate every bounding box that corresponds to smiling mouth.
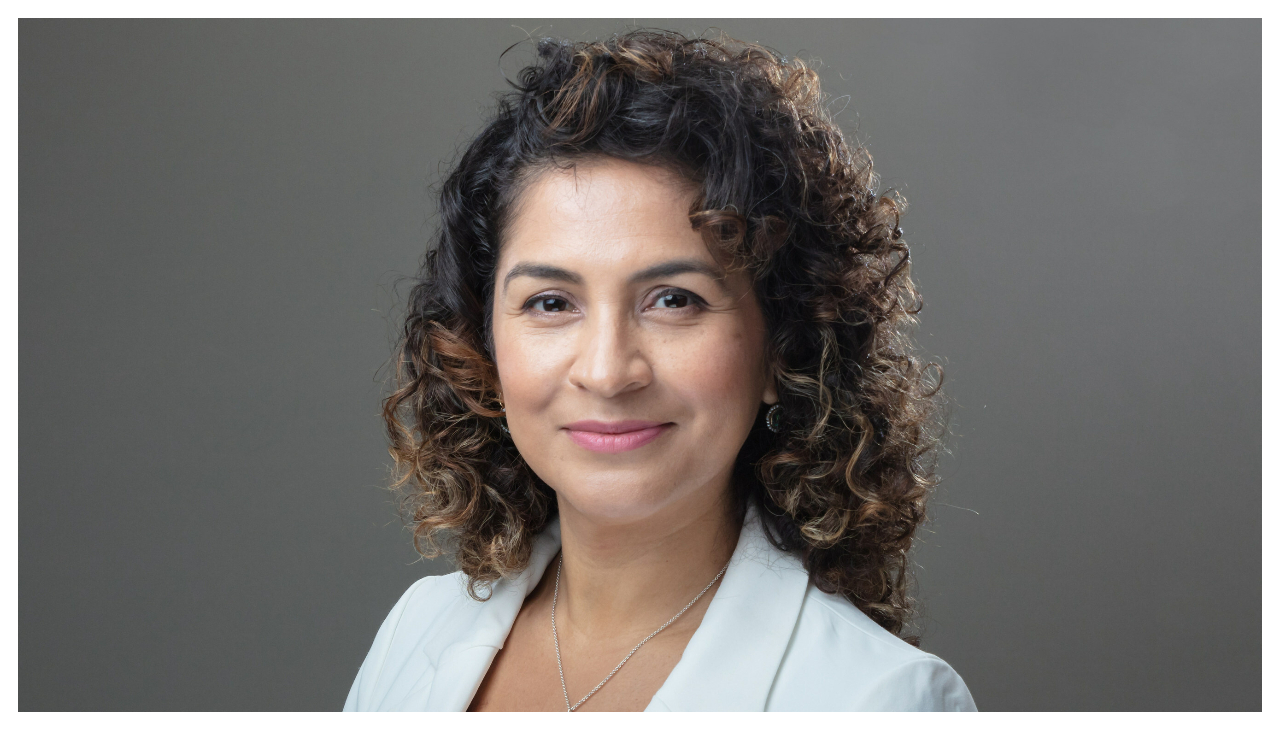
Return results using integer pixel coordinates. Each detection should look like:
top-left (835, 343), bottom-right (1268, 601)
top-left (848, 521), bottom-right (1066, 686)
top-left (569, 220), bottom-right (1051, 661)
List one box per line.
top-left (563, 420), bottom-right (674, 454)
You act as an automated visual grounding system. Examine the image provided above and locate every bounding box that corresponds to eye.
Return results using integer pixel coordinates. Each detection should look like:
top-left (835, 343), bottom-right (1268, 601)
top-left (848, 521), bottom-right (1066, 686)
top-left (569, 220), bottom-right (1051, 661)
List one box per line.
top-left (655, 288), bottom-right (706, 308)
top-left (527, 295), bottom-right (572, 313)
top-left (655, 293), bottom-right (689, 309)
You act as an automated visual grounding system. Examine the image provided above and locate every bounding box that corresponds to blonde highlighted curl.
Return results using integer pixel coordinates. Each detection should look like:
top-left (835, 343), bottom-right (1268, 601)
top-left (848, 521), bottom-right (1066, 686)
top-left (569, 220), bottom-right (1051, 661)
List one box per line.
top-left (382, 29), bottom-right (946, 639)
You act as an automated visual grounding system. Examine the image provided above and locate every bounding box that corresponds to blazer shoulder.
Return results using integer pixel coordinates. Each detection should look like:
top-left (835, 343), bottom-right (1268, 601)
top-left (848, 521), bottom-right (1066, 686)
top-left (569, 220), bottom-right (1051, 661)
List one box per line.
top-left (377, 570), bottom-right (481, 650)
top-left (398, 571), bottom-right (472, 620)
top-left (803, 585), bottom-right (925, 658)
top-left (343, 571), bottom-right (474, 711)
top-left (766, 585), bottom-right (978, 711)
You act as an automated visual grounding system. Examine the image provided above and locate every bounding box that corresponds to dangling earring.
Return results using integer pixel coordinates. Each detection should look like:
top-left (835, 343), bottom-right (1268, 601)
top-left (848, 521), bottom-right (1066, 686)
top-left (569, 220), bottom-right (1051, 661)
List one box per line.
top-left (766, 404), bottom-right (783, 433)
top-left (499, 404), bottom-right (509, 434)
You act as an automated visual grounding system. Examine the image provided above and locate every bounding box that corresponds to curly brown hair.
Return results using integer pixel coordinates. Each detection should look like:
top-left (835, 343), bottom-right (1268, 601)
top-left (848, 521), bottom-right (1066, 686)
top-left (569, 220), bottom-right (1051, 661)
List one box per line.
top-left (382, 29), bottom-right (945, 639)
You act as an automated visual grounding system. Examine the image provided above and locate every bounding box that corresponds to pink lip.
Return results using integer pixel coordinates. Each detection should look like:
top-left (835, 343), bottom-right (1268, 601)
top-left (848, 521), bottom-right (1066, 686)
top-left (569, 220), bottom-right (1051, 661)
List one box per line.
top-left (563, 420), bottom-right (673, 454)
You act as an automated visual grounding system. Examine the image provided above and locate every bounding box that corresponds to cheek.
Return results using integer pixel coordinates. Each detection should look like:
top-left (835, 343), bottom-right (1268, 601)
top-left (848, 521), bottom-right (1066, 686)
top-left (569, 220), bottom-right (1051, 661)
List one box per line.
top-left (491, 324), bottom-right (570, 409)
top-left (658, 317), bottom-right (767, 412)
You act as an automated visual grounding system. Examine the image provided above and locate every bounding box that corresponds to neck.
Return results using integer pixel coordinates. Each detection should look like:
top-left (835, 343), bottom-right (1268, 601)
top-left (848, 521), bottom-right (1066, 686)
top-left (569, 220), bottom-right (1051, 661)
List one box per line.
top-left (552, 484), bottom-right (743, 638)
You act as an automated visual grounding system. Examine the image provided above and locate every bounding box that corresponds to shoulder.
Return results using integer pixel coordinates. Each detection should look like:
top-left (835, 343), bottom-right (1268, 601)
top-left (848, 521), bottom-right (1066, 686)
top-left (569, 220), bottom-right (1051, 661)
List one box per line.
top-left (371, 571), bottom-right (476, 651)
top-left (766, 584), bottom-right (978, 711)
top-left (343, 571), bottom-right (476, 711)
top-left (397, 571), bottom-right (476, 628)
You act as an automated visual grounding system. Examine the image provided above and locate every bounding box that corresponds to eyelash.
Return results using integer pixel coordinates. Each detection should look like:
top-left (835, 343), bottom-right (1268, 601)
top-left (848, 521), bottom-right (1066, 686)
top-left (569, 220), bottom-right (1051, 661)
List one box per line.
top-left (521, 288), bottom-right (706, 314)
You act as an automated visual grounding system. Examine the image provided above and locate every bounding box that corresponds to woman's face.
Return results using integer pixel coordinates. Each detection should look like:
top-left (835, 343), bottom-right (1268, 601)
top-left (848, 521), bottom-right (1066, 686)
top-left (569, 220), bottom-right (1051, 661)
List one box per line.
top-left (491, 157), bottom-right (777, 526)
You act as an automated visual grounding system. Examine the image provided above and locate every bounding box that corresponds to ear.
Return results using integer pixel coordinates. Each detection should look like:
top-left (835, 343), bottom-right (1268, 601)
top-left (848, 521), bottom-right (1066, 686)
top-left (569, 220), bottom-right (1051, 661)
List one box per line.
top-left (762, 364), bottom-right (779, 405)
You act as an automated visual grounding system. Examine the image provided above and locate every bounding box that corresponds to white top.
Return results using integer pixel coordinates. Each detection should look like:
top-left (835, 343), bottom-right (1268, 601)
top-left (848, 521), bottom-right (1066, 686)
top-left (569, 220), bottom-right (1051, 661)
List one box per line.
top-left (344, 505), bottom-right (978, 711)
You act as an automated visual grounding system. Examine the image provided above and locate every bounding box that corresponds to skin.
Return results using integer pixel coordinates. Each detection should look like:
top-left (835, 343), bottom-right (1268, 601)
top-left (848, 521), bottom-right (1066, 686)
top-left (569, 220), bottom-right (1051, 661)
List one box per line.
top-left (468, 157), bottom-right (777, 712)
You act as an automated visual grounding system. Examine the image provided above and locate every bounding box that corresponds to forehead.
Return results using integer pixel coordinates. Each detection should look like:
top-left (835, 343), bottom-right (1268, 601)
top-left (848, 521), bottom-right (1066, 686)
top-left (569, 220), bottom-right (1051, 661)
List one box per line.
top-left (498, 158), bottom-right (710, 272)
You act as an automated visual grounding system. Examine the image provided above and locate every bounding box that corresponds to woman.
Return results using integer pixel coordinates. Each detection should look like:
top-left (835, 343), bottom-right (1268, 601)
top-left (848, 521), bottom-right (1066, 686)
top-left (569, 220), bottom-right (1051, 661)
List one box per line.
top-left (346, 29), bottom-right (976, 712)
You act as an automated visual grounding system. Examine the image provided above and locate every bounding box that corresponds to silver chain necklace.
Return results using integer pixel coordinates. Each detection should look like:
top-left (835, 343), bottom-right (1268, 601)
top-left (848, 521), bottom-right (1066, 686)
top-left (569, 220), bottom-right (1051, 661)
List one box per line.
top-left (550, 554), bottom-right (731, 712)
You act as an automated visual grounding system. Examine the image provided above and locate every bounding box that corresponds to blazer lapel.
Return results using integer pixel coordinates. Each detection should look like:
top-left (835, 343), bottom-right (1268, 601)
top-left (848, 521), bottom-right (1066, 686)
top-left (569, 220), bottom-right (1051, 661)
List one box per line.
top-left (645, 505), bottom-right (810, 711)
top-left (415, 519), bottom-right (564, 711)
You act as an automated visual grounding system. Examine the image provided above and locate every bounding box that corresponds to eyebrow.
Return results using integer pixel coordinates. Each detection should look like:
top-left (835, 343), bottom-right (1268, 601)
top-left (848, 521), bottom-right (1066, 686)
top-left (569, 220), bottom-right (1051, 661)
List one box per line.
top-left (501, 263), bottom-right (583, 295)
top-left (501, 258), bottom-right (727, 295)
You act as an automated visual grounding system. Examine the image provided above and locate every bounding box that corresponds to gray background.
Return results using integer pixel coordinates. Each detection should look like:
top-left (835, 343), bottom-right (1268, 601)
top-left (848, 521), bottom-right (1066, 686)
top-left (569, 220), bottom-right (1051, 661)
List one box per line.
top-left (19, 19), bottom-right (1260, 711)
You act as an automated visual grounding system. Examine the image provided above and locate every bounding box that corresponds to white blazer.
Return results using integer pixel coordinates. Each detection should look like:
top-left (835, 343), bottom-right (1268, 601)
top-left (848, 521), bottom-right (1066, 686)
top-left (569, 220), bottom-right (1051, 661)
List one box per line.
top-left (344, 505), bottom-right (977, 711)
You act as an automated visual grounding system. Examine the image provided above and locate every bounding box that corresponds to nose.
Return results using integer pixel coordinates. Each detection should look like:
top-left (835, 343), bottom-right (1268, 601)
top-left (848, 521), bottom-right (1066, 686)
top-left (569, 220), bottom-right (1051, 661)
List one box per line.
top-left (567, 309), bottom-right (653, 398)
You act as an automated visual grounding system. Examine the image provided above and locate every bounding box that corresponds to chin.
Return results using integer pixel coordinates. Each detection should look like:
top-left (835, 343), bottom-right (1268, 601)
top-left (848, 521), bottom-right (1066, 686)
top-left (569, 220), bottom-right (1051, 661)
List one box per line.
top-left (551, 476), bottom-right (681, 526)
